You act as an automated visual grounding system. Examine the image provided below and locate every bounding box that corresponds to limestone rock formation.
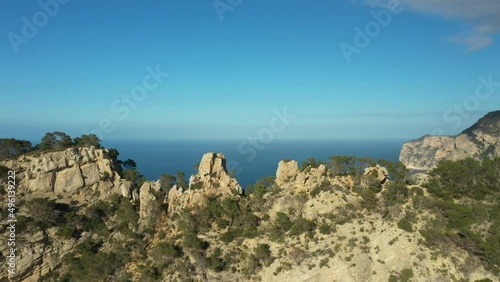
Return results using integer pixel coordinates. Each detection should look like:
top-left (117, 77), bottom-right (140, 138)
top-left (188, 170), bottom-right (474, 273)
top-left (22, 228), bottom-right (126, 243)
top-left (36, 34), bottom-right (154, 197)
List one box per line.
top-left (167, 153), bottom-right (242, 214)
top-left (0, 147), bottom-right (136, 282)
top-left (138, 180), bottom-right (164, 228)
top-left (0, 147), bottom-right (134, 201)
top-left (275, 161), bottom-right (354, 192)
top-left (275, 160), bottom-right (300, 187)
top-left (363, 165), bottom-right (389, 184)
top-left (167, 184), bottom-right (208, 214)
top-left (0, 228), bottom-right (78, 282)
top-left (189, 152), bottom-right (243, 195)
top-left (400, 111), bottom-right (500, 171)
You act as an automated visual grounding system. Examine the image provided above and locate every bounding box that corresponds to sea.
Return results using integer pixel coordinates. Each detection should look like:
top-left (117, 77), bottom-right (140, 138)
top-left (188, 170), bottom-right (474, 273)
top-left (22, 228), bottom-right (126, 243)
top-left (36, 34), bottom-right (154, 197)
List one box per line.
top-left (102, 139), bottom-right (405, 189)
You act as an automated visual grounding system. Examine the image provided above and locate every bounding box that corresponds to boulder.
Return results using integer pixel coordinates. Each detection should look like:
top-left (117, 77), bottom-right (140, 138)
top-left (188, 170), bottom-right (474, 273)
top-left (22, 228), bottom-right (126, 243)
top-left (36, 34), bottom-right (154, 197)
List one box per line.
top-left (54, 166), bottom-right (84, 194)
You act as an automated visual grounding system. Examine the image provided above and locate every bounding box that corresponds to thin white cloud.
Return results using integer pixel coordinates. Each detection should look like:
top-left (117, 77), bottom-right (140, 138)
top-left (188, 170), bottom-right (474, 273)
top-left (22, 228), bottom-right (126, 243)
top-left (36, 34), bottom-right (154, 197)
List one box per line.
top-left (449, 33), bottom-right (494, 51)
top-left (359, 0), bottom-right (500, 51)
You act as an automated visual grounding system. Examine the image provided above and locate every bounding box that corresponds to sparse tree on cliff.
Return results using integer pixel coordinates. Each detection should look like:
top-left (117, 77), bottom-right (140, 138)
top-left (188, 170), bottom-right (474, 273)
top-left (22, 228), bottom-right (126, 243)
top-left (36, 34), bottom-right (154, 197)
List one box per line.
top-left (0, 138), bottom-right (32, 160)
top-left (176, 172), bottom-right (188, 189)
top-left (377, 159), bottom-right (408, 184)
top-left (122, 159), bottom-right (137, 170)
top-left (328, 155), bottom-right (356, 176)
top-left (160, 173), bottom-right (176, 190)
top-left (73, 134), bottom-right (101, 148)
top-left (39, 131), bottom-right (73, 151)
top-left (119, 158), bottom-right (145, 188)
top-left (123, 168), bottom-right (146, 188)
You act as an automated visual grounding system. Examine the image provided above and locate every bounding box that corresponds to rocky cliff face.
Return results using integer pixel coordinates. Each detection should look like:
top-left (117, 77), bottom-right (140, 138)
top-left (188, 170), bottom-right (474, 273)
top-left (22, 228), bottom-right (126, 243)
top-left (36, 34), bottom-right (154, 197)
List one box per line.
top-left (400, 111), bottom-right (500, 171)
top-left (274, 160), bottom-right (388, 193)
top-left (0, 147), bottom-right (135, 282)
top-left (167, 152), bottom-right (243, 214)
top-left (138, 180), bottom-right (164, 229)
top-left (4, 228), bottom-right (78, 282)
top-left (0, 147), bottom-right (136, 201)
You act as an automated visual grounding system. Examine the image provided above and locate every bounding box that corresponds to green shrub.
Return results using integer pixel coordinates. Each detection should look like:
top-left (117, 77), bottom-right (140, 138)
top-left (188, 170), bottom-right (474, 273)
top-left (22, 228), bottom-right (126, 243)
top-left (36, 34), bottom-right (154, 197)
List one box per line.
top-left (150, 242), bottom-right (183, 270)
top-left (388, 268), bottom-right (414, 282)
top-left (382, 183), bottom-right (409, 205)
top-left (220, 230), bottom-right (236, 243)
top-left (319, 223), bottom-right (332, 234)
top-left (354, 187), bottom-right (379, 211)
top-left (83, 201), bottom-right (111, 236)
top-left (190, 182), bottom-right (203, 190)
top-left (319, 258), bottom-right (329, 268)
top-left (275, 212), bottom-right (292, 232)
top-left (207, 248), bottom-right (226, 272)
top-left (63, 245), bottom-right (126, 281)
top-left (399, 268), bottom-right (414, 282)
top-left (426, 158), bottom-right (500, 200)
top-left (397, 218), bottom-right (413, 233)
top-left (254, 244), bottom-right (273, 267)
top-left (182, 232), bottom-right (209, 251)
top-left (100, 171), bottom-right (111, 181)
top-left (388, 274), bottom-right (398, 282)
top-left (301, 157), bottom-right (322, 171)
top-left (0, 165), bottom-right (9, 178)
top-left (245, 176), bottom-right (275, 197)
top-left (310, 180), bottom-right (332, 197)
top-left (289, 217), bottom-right (316, 236)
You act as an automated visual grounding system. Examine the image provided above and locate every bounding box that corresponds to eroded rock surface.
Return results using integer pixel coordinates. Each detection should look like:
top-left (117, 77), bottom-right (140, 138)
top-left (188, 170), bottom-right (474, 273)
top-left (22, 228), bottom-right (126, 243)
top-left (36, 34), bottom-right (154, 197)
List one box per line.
top-left (168, 153), bottom-right (242, 214)
top-left (400, 111), bottom-right (500, 171)
top-left (0, 147), bottom-right (134, 201)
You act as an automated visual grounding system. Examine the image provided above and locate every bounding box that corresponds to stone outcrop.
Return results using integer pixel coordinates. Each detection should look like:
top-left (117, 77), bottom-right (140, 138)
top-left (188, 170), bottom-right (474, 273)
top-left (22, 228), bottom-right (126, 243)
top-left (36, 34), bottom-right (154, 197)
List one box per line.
top-left (275, 160), bottom-right (300, 187)
top-left (400, 111), bottom-right (500, 171)
top-left (189, 152), bottom-right (243, 195)
top-left (0, 228), bottom-right (78, 282)
top-left (363, 165), bottom-right (389, 184)
top-left (167, 153), bottom-right (243, 214)
top-left (138, 180), bottom-right (163, 229)
top-left (275, 160), bottom-right (354, 192)
top-left (167, 184), bottom-right (208, 214)
top-left (0, 147), bottom-right (136, 282)
top-left (0, 147), bottom-right (135, 201)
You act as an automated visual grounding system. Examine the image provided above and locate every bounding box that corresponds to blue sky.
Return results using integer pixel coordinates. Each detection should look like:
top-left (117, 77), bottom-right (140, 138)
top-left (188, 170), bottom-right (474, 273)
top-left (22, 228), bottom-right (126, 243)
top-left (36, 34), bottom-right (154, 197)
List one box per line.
top-left (1, 0), bottom-right (499, 141)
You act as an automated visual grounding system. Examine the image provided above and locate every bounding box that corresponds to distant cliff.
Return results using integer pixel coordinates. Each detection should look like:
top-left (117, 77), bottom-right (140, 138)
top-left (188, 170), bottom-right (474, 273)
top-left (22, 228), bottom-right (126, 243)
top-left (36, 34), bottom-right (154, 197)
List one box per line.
top-left (400, 111), bottom-right (500, 171)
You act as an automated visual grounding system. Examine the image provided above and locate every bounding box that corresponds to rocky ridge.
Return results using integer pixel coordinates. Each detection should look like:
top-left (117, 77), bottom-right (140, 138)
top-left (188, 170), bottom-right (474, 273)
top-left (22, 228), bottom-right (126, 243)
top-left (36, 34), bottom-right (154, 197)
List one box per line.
top-left (399, 111), bottom-right (500, 171)
top-left (1, 146), bottom-right (499, 282)
top-left (0, 147), bottom-right (136, 201)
